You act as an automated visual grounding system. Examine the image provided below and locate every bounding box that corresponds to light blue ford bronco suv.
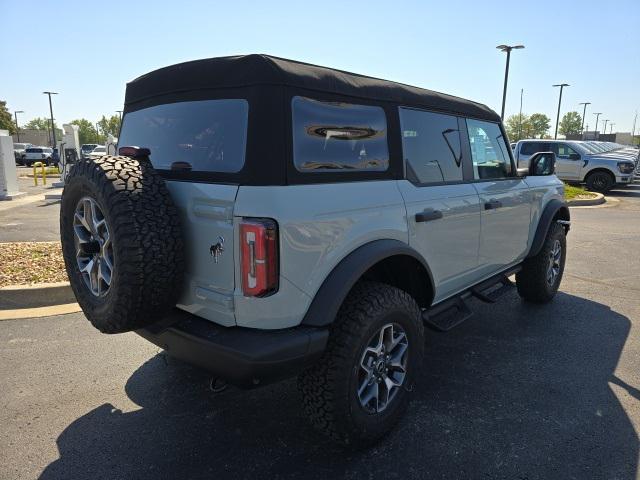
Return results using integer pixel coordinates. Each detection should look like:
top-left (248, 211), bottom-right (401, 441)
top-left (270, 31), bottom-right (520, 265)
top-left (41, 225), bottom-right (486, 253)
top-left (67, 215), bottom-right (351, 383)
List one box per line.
top-left (60, 55), bottom-right (570, 446)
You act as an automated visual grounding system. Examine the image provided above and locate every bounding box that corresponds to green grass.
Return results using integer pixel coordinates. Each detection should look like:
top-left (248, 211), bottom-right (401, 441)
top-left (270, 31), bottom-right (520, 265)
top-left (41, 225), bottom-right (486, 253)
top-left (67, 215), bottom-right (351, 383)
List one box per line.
top-left (563, 183), bottom-right (591, 200)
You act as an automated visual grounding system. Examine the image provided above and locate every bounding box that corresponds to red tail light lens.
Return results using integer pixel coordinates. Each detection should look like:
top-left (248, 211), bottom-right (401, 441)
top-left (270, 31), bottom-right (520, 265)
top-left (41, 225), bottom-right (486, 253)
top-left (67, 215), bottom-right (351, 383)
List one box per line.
top-left (240, 218), bottom-right (278, 297)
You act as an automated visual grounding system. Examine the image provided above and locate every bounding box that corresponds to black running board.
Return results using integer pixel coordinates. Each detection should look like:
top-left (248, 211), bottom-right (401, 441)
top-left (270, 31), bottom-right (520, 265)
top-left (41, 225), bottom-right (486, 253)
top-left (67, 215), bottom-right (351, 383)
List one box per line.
top-left (422, 266), bottom-right (521, 332)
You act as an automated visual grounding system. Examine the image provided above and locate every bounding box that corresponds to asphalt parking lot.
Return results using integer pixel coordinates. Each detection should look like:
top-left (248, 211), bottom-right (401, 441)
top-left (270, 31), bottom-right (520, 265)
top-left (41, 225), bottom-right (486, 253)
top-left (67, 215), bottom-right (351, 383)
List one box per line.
top-left (1, 185), bottom-right (639, 479)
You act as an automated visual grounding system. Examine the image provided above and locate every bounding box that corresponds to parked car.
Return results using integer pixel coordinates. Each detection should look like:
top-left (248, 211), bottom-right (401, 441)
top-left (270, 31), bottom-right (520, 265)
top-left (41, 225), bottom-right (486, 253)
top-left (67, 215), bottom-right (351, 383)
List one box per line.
top-left (13, 143), bottom-right (33, 164)
top-left (87, 145), bottom-right (107, 159)
top-left (514, 139), bottom-right (636, 192)
top-left (23, 147), bottom-right (54, 167)
top-left (80, 144), bottom-right (99, 159)
top-left (60, 54), bottom-right (570, 446)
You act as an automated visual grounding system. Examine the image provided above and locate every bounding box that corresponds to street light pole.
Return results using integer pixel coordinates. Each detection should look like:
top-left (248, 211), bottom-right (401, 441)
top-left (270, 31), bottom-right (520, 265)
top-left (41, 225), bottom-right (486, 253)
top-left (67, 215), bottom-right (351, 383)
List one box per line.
top-left (553, 83), bottom-right (569, 139)
top-left (579, 102), bottom-right (590, 138)
top-left (496, 44), bottom-right (525, 120)
top-left (518, 88), bottom-right (523, 140)
top-left (42, 91), bottom-right (58, 147)
top-left (603, 119), bottom-right (609, 135)
top-left (609, 123), bottom-right (614, 134)
top-left (116, 110), bottom-right (123, 122)
top-left (14, 110), bottom-right (24, 142)
top-left (593, 112), bottom-right (602, 138)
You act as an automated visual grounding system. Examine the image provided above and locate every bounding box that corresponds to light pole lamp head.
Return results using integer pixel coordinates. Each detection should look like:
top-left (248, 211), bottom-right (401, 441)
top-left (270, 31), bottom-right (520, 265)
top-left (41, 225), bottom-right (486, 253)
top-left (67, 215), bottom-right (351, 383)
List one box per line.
top-left (552, 83), bottom-right (570, 88)
top-left (579, 102), bottom-right (591, 106)
top-left (497, 44), bottom-right (524, 52)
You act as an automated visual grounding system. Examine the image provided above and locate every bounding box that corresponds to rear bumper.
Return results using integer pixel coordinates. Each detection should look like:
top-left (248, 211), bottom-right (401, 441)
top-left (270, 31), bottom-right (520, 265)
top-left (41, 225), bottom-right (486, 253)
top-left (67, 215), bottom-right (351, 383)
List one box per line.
top-left (136, 309), bottom-right (329, 388)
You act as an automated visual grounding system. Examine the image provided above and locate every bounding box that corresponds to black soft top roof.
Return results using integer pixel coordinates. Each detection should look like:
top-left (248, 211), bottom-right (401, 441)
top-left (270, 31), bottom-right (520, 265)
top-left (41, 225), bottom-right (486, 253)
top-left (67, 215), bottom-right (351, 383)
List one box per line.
top-left (125, 54), bottom-right (500, 122)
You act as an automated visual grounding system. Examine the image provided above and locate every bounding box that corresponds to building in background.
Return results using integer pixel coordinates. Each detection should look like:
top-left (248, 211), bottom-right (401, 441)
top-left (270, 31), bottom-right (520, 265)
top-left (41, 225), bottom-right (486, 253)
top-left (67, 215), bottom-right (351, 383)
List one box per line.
top-left (11, 129), bottom-right (50, 146)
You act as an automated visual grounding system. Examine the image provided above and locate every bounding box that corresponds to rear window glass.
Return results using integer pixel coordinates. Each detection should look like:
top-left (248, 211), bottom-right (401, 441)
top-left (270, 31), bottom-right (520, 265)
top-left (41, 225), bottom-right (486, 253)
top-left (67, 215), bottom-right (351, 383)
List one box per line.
top-left (118, 99), bottom-right (249, 173)
top-left (292, 96), bottom-right (389, 172)
top-left (26, 148), bottom-right (42, 153)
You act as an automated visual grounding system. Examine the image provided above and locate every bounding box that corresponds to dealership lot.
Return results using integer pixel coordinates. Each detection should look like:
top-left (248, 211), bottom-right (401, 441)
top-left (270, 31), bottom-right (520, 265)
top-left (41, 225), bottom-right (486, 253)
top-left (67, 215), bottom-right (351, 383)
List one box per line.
top-left (1, 186), bottom-right (639, 479)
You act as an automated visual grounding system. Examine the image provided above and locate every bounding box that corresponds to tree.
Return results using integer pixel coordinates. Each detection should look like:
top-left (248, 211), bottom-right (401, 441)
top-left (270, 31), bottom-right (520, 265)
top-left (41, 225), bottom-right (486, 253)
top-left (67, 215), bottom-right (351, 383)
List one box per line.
top-left (559, 111), bottom-right (582, 136)
top-left (23, 117), bottom-right (62, 142)
top-left (97, 114), bottom-right (121, 138)
top-left (0, 101), bottom-right (16, 134)
top-left (528, 113), bottom-right (551, 138)
top-left (505, 113), bottom-right (531, 142)
top-left (71, 119), bottom-right (101, 145)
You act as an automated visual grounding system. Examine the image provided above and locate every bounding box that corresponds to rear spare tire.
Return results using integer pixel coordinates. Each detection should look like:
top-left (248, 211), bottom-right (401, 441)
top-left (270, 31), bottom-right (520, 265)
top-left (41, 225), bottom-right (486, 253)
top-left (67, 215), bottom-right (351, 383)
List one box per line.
top-left (60, 155), bottom-right (184, 333)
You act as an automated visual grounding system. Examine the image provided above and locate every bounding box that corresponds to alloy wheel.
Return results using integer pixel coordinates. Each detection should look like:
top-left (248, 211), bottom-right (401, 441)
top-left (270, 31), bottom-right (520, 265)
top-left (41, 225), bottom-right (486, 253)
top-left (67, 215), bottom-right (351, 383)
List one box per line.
top-left (546, 239), bottom-right (562, 286)
top-left (357, 323), bottom-right (409, 414)
top-left (73, 196), bottom-right (114, 297)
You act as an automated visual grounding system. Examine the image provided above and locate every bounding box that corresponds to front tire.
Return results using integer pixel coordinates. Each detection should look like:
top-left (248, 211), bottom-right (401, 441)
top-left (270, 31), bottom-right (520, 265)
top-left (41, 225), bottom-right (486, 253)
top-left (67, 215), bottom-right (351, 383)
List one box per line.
top-left (585, 171), bottom-right (614, 193)
top-left (516, 222), bottom-right (566, 303)
top-left (298, 282), bottom-right (424, 447)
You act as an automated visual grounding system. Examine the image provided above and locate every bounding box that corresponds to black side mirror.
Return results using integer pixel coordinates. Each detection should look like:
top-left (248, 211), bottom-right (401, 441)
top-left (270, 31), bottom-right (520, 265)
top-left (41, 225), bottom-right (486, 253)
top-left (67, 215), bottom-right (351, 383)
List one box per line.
top-left (529, 151), bottom-right (556, 176)
top-left (568, 153), bottom-right (581, 160)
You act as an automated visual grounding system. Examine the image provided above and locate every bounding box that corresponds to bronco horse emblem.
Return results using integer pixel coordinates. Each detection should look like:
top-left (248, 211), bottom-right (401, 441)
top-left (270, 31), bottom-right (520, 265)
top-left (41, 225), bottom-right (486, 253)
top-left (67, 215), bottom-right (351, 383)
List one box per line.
top-left (209, 236), bottom-right (225, 263)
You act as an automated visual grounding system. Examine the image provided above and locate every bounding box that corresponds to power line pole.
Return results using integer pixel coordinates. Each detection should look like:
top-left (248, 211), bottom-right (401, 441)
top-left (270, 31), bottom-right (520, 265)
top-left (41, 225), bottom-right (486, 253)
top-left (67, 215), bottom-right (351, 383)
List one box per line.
top-left (553, 83), bottom-right (569, 139)
top-left (42, 92), bottom-right (58, 147)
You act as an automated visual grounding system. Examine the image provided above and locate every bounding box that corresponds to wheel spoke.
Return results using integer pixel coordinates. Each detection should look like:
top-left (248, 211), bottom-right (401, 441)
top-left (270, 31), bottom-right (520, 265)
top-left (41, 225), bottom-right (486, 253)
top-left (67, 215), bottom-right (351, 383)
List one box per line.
top-left (74, 212), bottom-right (92, 236)
top-left (359, 382), bottom-right (379, 410)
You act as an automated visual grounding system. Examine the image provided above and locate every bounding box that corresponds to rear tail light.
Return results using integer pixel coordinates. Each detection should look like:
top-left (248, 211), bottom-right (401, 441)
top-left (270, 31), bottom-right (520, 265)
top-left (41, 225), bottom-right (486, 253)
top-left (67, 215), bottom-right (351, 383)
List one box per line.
top-left (240, 218), bottom-right (278, 297)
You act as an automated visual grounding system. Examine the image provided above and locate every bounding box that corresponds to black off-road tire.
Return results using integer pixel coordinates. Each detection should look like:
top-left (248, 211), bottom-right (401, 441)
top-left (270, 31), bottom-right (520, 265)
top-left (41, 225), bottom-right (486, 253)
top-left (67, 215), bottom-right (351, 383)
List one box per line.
top-left (60, 155), bottom-right (184, 333)
top-left (516, 222), bottom-right (566, 304)
top-left (298, 281), bottom-right (424, 447)
top-left (585, 170), bottom-right (614, 193)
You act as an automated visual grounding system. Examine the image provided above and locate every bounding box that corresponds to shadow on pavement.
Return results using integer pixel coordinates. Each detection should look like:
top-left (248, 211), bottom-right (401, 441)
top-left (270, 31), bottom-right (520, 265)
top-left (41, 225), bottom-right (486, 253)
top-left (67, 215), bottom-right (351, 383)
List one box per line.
top-left (608, 184), bottom-right (640, 198)
top-left (40, 292), bottom-right (638, 479)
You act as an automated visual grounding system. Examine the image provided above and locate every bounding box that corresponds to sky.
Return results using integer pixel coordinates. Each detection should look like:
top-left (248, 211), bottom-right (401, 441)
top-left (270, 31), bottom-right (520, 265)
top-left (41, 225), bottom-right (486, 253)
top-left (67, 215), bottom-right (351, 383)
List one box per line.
top-left (2, 0), bottom-right (639, 134)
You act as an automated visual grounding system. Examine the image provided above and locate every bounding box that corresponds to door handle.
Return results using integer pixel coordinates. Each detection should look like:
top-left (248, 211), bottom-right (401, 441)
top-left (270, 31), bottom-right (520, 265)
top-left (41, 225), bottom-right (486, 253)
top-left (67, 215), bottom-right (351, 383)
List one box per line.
top-left (415, 208), bottom-right (443, 223)
top-left (484, 199), bottom-right (503, 210)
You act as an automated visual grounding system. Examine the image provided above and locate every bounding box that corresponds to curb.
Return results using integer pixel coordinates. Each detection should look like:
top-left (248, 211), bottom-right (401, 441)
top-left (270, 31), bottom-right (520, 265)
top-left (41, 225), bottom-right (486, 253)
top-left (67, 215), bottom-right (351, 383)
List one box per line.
top-left (0, 282), bottom-right (76, 309)
top-left (566, 193), bottom-right (605, 207)
top-left (0, 303), bottom-right (81, 321)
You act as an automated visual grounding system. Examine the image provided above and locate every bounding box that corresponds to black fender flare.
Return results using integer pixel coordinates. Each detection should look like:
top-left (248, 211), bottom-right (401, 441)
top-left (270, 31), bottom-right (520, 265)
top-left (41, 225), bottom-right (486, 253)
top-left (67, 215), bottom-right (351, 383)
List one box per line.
top-left (526, 199), bottom-right (570, 259)
top-left (301, 239), bottom-right (434, 327)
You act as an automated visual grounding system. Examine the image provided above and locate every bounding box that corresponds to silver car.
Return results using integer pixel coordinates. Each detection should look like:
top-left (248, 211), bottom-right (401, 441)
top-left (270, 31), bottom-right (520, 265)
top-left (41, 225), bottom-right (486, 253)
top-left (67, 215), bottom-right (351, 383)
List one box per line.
top-left (515, 139), bottom-right (637, 192)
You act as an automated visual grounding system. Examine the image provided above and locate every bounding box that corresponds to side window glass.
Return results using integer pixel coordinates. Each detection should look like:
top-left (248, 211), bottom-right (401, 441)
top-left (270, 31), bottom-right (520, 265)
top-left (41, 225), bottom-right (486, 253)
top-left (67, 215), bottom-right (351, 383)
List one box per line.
top-left (292, 96), bottom-right (389, 172)
top-left (555, 144), bottom-right (578, 158)
top-left (466, 119), bottom-right (512, 180)
top-left (399, 108), bottom-right (462, 184)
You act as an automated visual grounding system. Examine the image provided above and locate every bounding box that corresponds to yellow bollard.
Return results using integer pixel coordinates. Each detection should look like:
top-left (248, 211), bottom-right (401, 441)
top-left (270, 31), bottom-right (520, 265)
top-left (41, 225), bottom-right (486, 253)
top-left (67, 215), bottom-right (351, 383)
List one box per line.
top-left (33, 162), bottom-right (46, 186)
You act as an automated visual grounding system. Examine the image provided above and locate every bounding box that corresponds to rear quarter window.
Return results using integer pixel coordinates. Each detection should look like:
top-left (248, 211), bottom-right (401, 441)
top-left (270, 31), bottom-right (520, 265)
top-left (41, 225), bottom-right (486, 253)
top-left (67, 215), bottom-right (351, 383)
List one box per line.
top-left (118, 99), bottom-right (249, 173)
top-left (292, 96), bottom-right (389, 172)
